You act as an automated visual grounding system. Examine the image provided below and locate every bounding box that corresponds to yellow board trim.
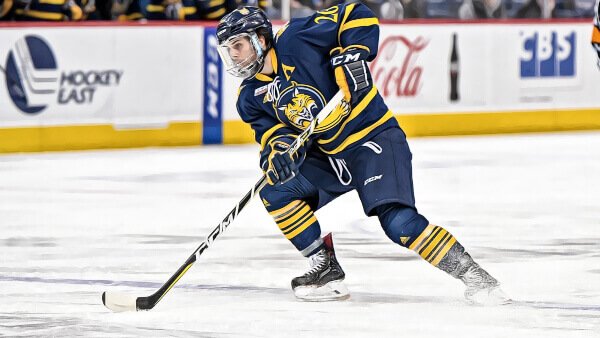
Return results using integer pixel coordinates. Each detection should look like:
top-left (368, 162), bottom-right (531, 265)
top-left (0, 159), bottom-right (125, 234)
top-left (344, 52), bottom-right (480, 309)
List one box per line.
top-left (0, 122), bottom-right (200, 154)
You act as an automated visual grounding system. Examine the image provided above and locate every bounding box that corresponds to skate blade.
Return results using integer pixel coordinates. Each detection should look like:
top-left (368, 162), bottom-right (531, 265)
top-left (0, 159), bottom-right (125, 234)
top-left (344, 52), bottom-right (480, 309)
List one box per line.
top-left (294, 280), bottom-right (350, 302)
top-left (466, 286), bottom-right (512, 306)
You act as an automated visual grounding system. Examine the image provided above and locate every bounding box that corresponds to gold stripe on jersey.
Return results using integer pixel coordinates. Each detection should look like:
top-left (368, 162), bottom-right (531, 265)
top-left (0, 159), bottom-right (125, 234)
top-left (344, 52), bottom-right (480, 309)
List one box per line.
top-left (260, 123), bottom-right (287, 150)
top-left (183, 6), bottom-right (196, 14)
top-left (208, 0), bottom-right (224, 6)
top-left (337, 2), bottom-right (356, 45)
top-left (206, 7), bottom-right (226, 19)
top-left (39, 0), bottom-right (65, 4)
top-left (255, 73), bottom-right (273, 82)
top-left (269, 48), bottom-right (278, 73)
top-left (317, 85), bottom-right (377, 145)
top-left (340, 18), bottom-right (379, 35)
top-left (146, 4), bottom-right (164, 12)
top-left (593, 25), bottom-right (600, 44)
top-left (15, 9), bottom-right (64, 20)
top-left (319, 110), bottom-right (394, 154)
top-left (330, 44), bottom-right (371, 56)
top-left (1, 0), bottom-right (13, 18)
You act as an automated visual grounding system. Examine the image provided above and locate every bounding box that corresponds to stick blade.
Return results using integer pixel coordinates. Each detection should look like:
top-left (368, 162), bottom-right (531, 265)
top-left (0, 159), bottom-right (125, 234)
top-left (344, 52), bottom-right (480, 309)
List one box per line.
top-left (102, 291), bottom-right (138, 312)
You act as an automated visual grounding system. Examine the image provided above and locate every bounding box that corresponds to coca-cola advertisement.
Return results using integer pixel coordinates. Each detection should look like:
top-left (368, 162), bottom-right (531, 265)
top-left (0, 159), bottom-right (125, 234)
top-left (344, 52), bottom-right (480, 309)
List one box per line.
top-left (371, 35), bottom-right (428, 100)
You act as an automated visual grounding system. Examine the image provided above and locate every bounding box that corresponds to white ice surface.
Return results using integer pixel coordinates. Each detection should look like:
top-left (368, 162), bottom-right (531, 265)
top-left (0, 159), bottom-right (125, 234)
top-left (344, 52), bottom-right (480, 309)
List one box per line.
top-left (1, 132), bottom-right (599, 337)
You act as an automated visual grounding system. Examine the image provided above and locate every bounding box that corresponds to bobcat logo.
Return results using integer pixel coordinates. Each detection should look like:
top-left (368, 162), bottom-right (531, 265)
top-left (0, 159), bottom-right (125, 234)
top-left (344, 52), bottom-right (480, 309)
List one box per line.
top-left (275, 83), bottom-right (349, 133)
top-left (278, 89), bottom-right (317, 129)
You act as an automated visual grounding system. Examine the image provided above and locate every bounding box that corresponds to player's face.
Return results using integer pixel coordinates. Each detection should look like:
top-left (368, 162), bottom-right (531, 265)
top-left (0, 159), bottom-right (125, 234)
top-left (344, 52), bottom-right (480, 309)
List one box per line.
top-left (220, 34), bottom-right (257, 69)
top-left (217, 32), bottom-right (264, 78)
top-left (228, 36), bottom-right (254, 63)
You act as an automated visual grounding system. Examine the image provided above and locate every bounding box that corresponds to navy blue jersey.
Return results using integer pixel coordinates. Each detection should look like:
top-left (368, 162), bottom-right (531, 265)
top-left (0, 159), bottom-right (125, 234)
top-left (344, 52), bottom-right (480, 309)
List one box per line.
top-left (236, 2), bottom-right (399, 156)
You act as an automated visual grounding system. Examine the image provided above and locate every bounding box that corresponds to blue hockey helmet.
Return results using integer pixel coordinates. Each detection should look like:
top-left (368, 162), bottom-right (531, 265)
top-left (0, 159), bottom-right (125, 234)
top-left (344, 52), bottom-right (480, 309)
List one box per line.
top-left (216, 7), bottom-right (273, 79)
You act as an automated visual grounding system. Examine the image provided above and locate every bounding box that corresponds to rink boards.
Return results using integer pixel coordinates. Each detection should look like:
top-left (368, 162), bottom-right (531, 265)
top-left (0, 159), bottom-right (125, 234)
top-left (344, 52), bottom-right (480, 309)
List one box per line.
top-left (0, 20), bottom-right (598, 152)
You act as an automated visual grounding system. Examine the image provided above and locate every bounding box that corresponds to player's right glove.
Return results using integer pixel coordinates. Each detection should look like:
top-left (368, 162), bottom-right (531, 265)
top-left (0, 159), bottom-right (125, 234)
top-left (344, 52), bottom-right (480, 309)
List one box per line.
top-left (260, 135), bottom-right (306, 185)
top-left (330, 46), bottom-right (372, 106)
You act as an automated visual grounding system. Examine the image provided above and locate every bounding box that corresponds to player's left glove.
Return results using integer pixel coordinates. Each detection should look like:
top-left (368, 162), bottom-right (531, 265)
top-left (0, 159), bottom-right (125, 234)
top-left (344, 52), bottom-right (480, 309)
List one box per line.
top-left (330, 47), bottom-right (372, 106)
top-left (260, 135), bottom-right (306, 185)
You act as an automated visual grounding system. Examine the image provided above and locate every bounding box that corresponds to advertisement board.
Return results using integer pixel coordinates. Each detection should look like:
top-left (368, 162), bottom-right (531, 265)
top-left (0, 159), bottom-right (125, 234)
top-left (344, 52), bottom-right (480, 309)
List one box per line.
top-left (0, 26), bottom-right (204, 151)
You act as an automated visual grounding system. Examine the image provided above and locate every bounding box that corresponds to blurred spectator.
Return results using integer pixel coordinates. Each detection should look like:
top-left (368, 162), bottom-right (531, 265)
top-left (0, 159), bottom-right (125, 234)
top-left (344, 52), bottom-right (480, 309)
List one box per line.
top-left (554, 0), bottom-right (596, 17)
top-left (400, 0), bottom-right (426, 17)
top-left (76, 0), bottom-right (113, 19)
top-left (424, 0), bottom-right (461, 18)
top-left (112, 0), bottom-right (144, 20)
top-left (459, 0), bottom-right (505, 18)
top-left (145, 0), bottom-right (185, 19)
top-left (515, 0), bottom-right (555, 18)
top-left (13, 0), bottom-right (83, 20)
top-left (1, 0), bottom-right (14, 19)
top-left (345, 0), bottom-right (402, 19)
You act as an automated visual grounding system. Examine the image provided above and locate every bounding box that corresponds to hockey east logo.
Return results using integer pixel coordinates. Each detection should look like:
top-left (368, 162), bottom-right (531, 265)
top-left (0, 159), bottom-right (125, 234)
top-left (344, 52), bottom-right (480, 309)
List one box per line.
top-left (519, 30), bottom-right (576, 78)
top-left (4, 35), bottom-right (123, 115)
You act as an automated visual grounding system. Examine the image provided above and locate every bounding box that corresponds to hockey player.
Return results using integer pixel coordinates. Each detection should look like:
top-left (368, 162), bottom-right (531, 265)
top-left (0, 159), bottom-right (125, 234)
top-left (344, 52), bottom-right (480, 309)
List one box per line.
top-left (593, 0), bottom-right (600, 68)
top-left (216, 4), bottom-right (510, 304)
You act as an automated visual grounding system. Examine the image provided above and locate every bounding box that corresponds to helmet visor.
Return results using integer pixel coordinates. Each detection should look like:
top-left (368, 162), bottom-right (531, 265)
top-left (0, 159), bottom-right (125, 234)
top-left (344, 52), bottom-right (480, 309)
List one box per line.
top-left (217, 33), bottom-right (262, 79)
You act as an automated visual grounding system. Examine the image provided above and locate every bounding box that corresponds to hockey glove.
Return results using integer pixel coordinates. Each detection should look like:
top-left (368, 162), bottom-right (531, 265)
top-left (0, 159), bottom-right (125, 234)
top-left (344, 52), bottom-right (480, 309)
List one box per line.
top-left (260, 135), bottom-right (306, 185)
top-left (331, 47), bottom-right (372, 106)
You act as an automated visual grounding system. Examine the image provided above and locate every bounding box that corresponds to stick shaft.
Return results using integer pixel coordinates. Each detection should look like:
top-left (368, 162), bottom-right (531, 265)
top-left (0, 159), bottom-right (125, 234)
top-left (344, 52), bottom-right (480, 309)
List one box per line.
top-left (133, 90), bottom-right (344, 310)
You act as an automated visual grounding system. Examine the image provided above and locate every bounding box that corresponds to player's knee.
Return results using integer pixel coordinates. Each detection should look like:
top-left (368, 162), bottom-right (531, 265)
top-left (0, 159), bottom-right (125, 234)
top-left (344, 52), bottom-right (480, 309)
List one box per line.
top-left (376, 204), bottom-right (429, 247)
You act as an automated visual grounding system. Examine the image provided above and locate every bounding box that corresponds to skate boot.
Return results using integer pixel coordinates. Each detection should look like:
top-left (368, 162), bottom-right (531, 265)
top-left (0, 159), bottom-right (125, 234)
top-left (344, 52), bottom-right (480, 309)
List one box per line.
top-left (291, 233), bottom-right (349, 301)
top-left (438, 243), bottom-right (510, 305)
top-left (461, 260), bottom-right (510, 305)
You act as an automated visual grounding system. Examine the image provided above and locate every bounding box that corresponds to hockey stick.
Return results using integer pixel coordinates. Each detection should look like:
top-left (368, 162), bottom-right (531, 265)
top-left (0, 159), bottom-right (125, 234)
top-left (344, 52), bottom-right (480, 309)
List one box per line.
top-left (102, 90), bottom-right (345, 312)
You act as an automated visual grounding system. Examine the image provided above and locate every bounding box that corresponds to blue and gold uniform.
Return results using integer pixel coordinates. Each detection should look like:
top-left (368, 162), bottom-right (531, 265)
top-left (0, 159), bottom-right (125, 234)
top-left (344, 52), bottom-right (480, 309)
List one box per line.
top-left (236, 3), bottom-right (416, 255)
top-left (238, 3), bottom-right (397, 157)
top-left (221, 4), bottom-right (508, 303)
top-left (14, 0), bottom-right (83, 21)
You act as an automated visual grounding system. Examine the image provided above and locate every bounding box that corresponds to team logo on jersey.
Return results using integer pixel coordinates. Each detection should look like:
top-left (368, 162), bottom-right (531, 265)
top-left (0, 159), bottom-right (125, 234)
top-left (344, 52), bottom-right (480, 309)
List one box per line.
top-left (276, 83), bottom-right (350, 133)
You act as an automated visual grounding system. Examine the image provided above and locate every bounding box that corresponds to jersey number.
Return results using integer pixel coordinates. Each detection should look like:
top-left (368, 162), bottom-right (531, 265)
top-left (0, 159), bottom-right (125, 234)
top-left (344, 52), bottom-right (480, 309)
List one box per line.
top-left (314, 6), bottom-right (339, 24)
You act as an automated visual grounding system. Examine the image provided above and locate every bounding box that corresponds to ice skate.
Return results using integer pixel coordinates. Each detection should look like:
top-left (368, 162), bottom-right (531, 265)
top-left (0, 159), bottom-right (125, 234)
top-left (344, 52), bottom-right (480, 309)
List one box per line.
top-left (291, 233), bottom-right (349, 301)
top-left (461, 262), bottom-right (511, 306)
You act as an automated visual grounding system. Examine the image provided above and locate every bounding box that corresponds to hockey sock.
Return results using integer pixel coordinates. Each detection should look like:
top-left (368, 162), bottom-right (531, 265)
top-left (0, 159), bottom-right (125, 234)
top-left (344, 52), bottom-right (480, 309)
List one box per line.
top-left (267, 199), bottom-right (322, 256)
top-left (408, 224), bottom-right (462, 268)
